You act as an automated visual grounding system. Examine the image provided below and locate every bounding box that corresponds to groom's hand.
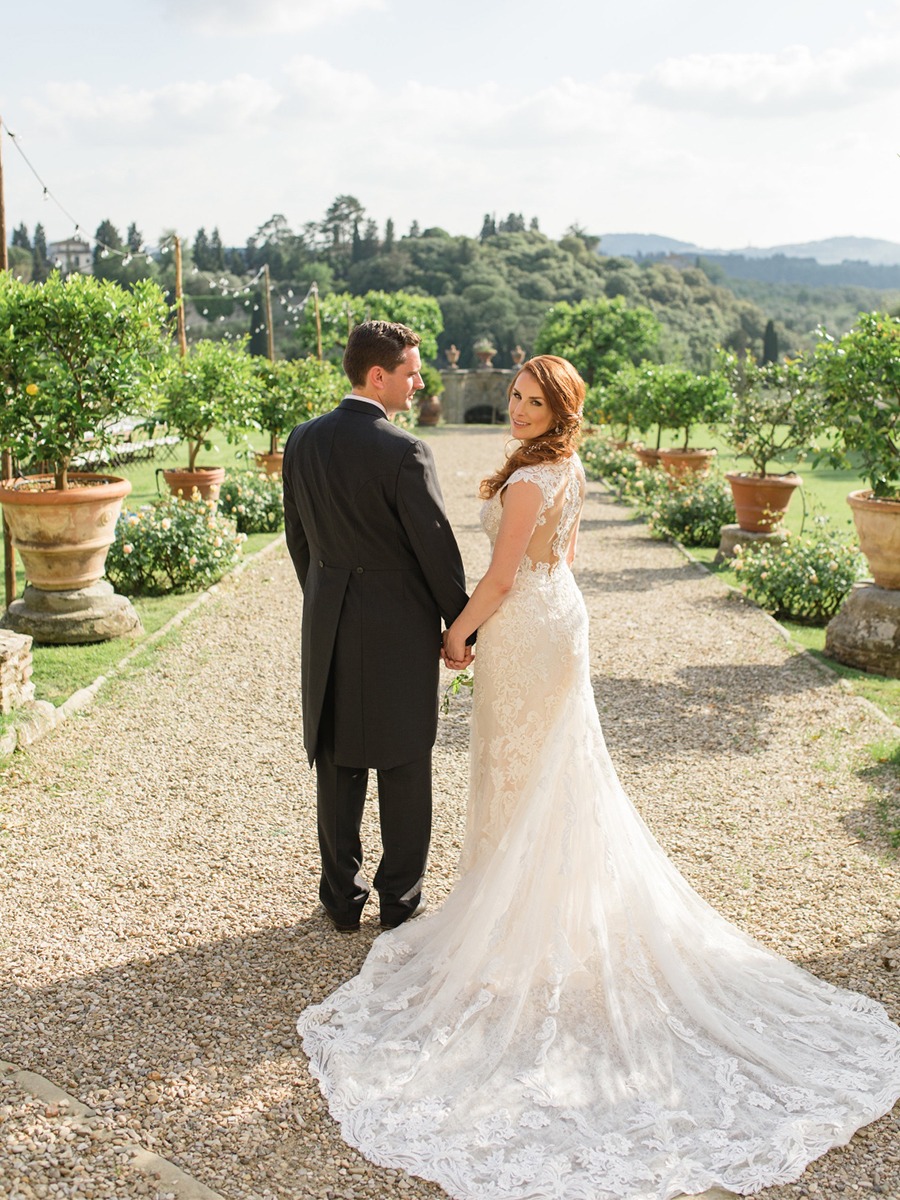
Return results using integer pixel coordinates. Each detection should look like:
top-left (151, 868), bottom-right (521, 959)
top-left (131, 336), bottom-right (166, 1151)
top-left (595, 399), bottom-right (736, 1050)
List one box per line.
top-left (442, 630), bottom-right (474, 670)
top-left (441, 648), bottom-right (474, 670)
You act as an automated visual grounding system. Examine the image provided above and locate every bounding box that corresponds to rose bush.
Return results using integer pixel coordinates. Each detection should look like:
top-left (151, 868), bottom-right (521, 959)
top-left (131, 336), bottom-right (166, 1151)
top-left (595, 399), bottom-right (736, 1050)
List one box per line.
top-left (218, 469), bottom-right (284, 534)
top-left (732, 522), bottom-right (865, 624)
top-left (644, 474), bottom-right (736, 548)
top-left (104, 494), bottom-right (245, 595)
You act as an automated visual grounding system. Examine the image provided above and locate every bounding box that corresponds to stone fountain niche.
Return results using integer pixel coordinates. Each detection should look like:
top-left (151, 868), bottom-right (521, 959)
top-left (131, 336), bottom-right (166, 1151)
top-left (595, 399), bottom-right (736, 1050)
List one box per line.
top-left (439, 369), bottom-right (514, 424)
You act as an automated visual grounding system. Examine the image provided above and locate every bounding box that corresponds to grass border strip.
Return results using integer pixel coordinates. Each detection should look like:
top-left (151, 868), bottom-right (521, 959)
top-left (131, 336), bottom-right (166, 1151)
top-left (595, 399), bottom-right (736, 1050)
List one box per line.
top-left (1, 534), bottom-right (287, 758)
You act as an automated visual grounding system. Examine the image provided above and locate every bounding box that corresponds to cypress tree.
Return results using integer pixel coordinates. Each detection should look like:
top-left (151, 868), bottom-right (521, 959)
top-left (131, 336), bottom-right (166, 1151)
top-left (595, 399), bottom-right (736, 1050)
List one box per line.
top-left (32, 223), bottom-right (49, 282)
top-left (762, 319), bottom-right (779, 364)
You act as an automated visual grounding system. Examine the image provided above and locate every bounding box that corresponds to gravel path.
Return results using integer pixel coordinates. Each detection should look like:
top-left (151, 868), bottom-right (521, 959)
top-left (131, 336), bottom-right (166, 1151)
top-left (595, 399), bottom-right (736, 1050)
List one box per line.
top-left (1, 427), bottom-right (898, 1200)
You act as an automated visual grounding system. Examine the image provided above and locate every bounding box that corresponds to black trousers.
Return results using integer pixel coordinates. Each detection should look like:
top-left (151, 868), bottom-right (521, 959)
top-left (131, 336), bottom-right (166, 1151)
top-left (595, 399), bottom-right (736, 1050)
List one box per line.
top-left (315, 675), bottom-right (432, 927)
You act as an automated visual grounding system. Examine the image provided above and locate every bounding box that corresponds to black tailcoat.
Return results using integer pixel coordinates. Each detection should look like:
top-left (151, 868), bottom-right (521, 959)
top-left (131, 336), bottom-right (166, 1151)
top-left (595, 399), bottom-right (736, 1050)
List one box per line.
top-left (282, 398), bottom-right (468, 770)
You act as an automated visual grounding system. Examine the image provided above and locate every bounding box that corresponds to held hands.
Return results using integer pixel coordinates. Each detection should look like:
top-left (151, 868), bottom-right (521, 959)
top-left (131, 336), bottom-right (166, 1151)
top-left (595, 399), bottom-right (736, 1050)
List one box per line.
top-left (441, 627), bottom-right (474, 671)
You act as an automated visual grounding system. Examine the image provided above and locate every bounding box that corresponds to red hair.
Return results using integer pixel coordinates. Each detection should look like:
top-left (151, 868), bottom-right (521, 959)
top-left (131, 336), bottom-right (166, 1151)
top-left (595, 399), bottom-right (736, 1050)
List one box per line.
top-left (480, 355), bottom-right (585, 499)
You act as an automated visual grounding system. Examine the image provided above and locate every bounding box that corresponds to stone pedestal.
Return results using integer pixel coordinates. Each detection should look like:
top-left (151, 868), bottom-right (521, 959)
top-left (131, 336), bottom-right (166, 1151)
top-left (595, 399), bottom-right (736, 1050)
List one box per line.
top-left (715, 524), bottom-right (789, 564)
top-left (825, 584), bottom-right (900, 679)
top-left (2, 581), bottom-right (143, 645)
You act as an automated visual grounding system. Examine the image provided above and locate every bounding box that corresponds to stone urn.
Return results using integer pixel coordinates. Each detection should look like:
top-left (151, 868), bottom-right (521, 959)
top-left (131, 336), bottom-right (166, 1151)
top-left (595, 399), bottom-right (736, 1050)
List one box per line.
top-left (725, 471), bottom-right (802, 533)
top-left (658, 448), bottom-right (717, 479)
top-left (473, 341), bottom-right (497, 368)
top-left (511, 345), bottom-right (526, 366)
top-left (634, 446), bottom-right (661, 469)
top-left (445, 344), bottom-right (461, 369)
top-left (824, 491), bottom-right (900, 679)
top-left (0, 473), bottom-right (131, 591)
top-left (254, 452), bottom-right (284, 477)
top-left (417, 395), bottom-right (442, 427)
top-left (162, 466), bottom-right (226, 505)
top-left (0, 473), bottom-right (142, 643)
top-left (846, 490), bottom-right (900, 589)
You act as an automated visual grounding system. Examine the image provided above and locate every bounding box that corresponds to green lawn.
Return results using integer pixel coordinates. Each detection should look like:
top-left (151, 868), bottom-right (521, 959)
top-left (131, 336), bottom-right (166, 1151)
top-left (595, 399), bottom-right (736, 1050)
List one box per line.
top-left (4, 433), bottom-right (281, 709)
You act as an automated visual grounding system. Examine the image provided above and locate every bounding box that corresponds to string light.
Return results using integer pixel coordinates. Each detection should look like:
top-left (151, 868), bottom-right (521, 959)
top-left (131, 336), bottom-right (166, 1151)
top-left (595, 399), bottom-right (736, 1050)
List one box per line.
top-left (4, 114), bottom-right (324, 345)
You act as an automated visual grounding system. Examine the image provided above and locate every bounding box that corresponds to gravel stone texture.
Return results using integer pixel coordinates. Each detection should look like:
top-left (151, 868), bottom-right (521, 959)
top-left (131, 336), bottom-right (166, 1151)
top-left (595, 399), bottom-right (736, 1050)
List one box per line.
top-left (0, 427), bottom-right (898, 1200)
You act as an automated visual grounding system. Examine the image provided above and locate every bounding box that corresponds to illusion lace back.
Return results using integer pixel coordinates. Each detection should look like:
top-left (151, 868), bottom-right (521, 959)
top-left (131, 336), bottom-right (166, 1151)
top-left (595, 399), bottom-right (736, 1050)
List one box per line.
top-left (298, 456), bottom-right (900, 1200)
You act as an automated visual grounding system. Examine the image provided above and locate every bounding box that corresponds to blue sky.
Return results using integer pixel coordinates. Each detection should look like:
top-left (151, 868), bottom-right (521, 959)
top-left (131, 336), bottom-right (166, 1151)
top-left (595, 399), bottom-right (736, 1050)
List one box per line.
top-left (3, 0), bottom-right (900, 253)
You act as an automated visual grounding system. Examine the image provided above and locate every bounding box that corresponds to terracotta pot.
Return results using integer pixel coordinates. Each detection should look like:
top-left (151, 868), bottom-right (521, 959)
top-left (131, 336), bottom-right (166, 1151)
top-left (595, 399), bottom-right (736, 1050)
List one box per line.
top-left (634, 446), bottom-right (660, 469)
top-left (847, 489), bottom-right (900, 589)
top-left (725, 471), bottom-right (802, 533)
top-left (417, 395), bottom-right (442, 427)
top-left (254, 451), bottom-right (284, 476)
top-left (162, 466), bottom-right (226, 503)
top-left (0, 473), bottom-right (131, 591)
top-left (658, 448), bottom-right (717, 479)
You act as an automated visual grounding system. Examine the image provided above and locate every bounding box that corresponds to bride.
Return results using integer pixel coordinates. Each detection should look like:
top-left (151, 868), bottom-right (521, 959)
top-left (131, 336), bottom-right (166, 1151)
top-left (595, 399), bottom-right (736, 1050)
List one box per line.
top-left (298, 355), bottom-right (900, 1200)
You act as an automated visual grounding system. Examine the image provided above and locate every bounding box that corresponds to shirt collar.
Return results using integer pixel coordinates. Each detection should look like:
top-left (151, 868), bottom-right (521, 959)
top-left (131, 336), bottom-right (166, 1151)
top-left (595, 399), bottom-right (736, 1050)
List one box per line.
top-left (347, 393), bottom-right (387, 416)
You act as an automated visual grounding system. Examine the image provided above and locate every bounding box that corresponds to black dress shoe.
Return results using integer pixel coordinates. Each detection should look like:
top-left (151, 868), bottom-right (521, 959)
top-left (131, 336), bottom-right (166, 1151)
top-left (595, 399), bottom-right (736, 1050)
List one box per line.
top-left (379, 897), bottom-right (427, 930)
top-left (322, 908), bottom-right (360, 933)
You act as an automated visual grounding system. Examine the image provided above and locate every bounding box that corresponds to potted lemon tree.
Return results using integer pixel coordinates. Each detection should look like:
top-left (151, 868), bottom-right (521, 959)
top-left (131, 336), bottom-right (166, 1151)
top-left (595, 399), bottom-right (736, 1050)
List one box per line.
top-left (252, 355), bottom-right (343, 473)
top-left (651, 365), bottom-right (728, 479)
top-left (811, 312), bottom-right (900, 590)
top-left (161, 338), bottom-right (261, 502)
top-left (718, 351), bottom-right (822, 533)
top-left (0, 272), bottom-right (169, 642)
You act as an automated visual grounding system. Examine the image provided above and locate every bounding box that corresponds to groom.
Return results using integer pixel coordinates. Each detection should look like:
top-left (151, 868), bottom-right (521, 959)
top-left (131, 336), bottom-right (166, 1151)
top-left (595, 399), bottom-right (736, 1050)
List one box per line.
top-left (283, 321), bottom-right (471, 933)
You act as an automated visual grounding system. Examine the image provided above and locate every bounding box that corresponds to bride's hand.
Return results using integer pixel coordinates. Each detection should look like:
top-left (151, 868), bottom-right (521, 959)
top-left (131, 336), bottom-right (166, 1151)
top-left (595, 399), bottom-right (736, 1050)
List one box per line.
top-left (442, 627), bottom-right (472, 670)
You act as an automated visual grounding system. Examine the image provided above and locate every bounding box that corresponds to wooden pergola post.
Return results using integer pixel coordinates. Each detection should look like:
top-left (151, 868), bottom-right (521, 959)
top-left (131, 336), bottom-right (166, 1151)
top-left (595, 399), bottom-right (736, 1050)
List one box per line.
top-left (312, 282), bottom-right (322, 361)
top-left (0, 113), bottom-right (16, 608)
top-left (174, 235), bottom-right (187, 358)
top-left (262, 263), bottom-right (275, 362)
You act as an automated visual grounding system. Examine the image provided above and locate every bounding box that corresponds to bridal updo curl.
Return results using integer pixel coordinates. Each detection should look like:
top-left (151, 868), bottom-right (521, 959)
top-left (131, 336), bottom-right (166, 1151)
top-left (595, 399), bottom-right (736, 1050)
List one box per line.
top-left (479, 355), bottom-right (585, 500)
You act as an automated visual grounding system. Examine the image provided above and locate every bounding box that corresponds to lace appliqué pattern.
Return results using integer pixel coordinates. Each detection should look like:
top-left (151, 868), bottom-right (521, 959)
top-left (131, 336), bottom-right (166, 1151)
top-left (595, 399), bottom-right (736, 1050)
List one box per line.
top-left (299, 454), bottom-right (900, 1200)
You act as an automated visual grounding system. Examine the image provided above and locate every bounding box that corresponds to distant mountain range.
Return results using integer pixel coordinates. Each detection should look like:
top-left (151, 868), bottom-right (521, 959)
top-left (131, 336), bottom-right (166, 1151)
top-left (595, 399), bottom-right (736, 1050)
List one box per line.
top-left (599, 233), bottom-right (900, 267)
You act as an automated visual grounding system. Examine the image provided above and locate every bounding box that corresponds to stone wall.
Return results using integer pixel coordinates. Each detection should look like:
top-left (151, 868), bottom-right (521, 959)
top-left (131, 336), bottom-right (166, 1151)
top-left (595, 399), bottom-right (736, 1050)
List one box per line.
top-left (440, 369), bottom-right (513, 424)
top-left (0, 629), bottom-right (35, 713)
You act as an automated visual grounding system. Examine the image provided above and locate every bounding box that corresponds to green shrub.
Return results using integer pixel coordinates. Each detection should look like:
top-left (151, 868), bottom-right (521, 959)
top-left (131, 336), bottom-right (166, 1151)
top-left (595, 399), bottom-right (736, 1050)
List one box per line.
top-left (104, 495), bottom-right (245, 595)
top-left (643, 474), bottom-right (736, 548)
top-left (580, 436), bottom-right (667, 507)
top-left (219, 469), bottom-right (284, 534)
top-left (581, 437), bottom-right (641, 486)
top-left (732, 522), bottom-right (865, 624)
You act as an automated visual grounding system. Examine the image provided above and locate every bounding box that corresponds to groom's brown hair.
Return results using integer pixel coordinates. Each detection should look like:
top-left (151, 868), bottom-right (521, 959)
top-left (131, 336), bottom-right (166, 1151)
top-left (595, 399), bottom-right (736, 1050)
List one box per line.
top-left (343, 321), bottom-right (421, 388)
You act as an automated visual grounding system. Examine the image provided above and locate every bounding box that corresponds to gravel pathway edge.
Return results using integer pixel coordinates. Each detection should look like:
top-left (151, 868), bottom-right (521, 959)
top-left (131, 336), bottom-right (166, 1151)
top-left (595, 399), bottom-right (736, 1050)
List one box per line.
top-left (0, 534), bottom-right (288, 759)
top-left (0, 1060), bottom-right (228, 1200)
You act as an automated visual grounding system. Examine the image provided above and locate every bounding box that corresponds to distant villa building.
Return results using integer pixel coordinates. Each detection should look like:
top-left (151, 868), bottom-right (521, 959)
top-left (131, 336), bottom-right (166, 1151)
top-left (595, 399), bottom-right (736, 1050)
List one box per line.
top-left (48, 237), bottom-right (93, 276)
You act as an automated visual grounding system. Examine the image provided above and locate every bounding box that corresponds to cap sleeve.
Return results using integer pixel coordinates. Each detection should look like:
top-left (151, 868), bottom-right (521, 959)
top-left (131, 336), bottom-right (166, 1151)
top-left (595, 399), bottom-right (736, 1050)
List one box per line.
top-left (503, 463), bottom-right (564, 511)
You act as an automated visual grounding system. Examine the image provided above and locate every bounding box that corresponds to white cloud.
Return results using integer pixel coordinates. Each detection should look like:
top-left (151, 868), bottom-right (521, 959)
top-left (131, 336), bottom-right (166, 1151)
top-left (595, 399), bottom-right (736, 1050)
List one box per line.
top-left (6, 33), bottom-right (900, 252)
top-left (157, 0), bottom-right (385, 35)
top-left (637, 36), bottom-right (900, 116)
top-left (24, 76), bottom-right (282, 145)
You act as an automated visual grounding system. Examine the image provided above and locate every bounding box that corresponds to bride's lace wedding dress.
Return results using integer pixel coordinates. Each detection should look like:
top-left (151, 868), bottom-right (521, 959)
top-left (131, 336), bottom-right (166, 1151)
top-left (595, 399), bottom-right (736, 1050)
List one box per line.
top-left (298, 457), bottom-right (900, 1200)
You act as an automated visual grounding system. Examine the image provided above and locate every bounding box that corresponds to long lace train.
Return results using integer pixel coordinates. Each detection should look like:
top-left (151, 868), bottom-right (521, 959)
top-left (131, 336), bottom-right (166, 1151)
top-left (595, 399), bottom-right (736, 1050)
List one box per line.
top-left (298, 458), bottom-right (900, 1199)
